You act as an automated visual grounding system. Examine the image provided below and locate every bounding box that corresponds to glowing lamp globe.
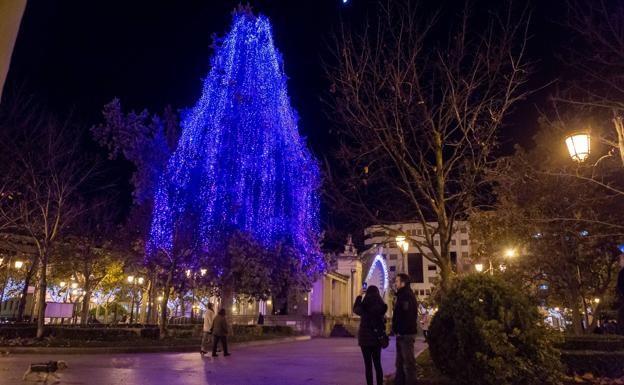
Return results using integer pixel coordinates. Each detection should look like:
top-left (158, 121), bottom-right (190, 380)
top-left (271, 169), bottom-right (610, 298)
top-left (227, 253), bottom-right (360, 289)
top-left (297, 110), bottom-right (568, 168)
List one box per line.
top-left (565, 132), bottom-right (590, 162)
top-left (475, 263), bottom-right (484, 273)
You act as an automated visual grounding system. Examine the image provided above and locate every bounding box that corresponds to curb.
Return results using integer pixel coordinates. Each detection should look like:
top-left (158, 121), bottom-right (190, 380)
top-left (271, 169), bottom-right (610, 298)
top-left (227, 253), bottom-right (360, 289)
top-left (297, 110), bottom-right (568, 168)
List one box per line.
top-left (0, 335), bottom-right (311, 355)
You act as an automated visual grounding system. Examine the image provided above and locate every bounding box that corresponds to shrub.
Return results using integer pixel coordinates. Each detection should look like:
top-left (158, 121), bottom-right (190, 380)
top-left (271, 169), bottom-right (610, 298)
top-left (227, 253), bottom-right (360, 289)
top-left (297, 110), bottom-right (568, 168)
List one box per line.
top-left (560, 335), bottom-right (624, 352)
top-left (561, 350), bottom-right (624, 378)
top-left (428, 274), bottom-right (563, 385)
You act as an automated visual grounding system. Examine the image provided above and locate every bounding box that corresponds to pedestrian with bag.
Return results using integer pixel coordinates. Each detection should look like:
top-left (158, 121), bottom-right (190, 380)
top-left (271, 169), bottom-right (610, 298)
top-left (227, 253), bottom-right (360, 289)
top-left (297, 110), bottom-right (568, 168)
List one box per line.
top-left (392, 273), bottom-right (419, 385)
top-left (200, 303), bottom-right (215, 356)
top-left (212, 308), bottom-right (232, 357)
top-left (353, 284), bottom-right (388, 385)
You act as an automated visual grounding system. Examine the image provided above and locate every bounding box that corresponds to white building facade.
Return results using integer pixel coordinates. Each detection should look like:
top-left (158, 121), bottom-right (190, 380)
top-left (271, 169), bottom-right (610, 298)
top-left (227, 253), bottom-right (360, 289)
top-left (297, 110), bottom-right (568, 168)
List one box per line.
top-left (363, 221), bottom-right (472, 299)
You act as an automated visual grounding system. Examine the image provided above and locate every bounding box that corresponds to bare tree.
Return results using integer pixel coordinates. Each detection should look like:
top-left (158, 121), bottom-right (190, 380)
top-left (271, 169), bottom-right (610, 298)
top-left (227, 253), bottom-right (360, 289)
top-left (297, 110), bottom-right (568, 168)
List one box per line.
top-left (326, 0), bottom-right (531, 293)
top-left (0, 103), bottom-right (94, 337)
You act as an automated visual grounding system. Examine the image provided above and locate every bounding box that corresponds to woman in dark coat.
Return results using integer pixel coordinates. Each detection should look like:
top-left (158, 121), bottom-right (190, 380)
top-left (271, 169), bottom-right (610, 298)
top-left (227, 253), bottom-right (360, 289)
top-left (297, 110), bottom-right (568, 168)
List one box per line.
top-left (353, 285), bottom-right (388, 385)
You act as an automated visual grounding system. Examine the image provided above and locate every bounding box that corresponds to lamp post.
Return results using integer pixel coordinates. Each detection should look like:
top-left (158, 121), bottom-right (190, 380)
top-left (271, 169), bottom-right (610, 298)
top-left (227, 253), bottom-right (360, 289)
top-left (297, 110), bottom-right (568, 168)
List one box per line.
top-left (395, 234), bottom-right (409, 274)
top-left (565, 131), bottom-right (591, 162)
top-left (127, 275), bottom-right (144, 324)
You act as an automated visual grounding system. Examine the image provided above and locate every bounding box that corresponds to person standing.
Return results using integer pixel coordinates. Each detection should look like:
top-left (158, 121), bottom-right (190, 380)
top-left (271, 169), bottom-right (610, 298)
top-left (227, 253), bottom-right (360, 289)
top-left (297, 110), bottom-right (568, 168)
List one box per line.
top-left (200, 303), bottom-right (215, 356)
top-left (420, 312), bottom-right (431, 340)
top-left (212, 308), bottom-right (232, 357)
top-left (617, 254), bottom-right (624, 335)
top-left (392, 273), bottom-right (419, 385)
top-left (353, 285), bottom-right (388, 385)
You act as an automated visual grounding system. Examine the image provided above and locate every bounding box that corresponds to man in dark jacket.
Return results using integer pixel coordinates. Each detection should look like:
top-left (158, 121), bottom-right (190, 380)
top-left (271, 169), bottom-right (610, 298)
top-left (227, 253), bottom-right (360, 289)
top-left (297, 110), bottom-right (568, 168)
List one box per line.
top-left (392, 273), bottom-right (418, 385)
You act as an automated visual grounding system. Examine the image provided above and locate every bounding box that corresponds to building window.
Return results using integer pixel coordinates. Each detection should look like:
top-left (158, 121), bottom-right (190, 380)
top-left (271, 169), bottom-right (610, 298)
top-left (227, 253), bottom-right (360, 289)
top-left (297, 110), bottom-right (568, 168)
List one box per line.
top-left (461, 239), bottom-right (468, 246)
top-left (434, 239), bottom-right (439, 246)
top-left (425, 289), bottom-right (431, 295)
top-left (428, 265), bottom-right (437, 271)
top-left (389, 254), bottom-right (397, 260)
top-left (460, 227), bottom-right (467, 234)
top-left (461, 251), bottom-right (469, 258)
top-left (420, 290), bottom-right (425, 296)
top-left (407, 253), bottom-right (424, 283)
top-left (451, 239), bottom-right (456, 246)
top-left (417, 229), bottom-right (423, 235)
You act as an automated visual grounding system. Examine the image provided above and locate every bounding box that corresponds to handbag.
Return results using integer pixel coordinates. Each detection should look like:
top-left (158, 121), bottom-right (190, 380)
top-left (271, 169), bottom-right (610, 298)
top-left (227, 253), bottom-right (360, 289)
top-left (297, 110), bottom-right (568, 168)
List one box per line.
top-left (374, 327), bottom-right (390, 349)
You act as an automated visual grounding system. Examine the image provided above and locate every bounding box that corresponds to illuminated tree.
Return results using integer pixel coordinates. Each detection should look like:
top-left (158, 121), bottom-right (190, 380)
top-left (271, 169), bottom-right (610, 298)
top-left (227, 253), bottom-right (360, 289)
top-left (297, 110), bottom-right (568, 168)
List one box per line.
top-left (147, 9), bottom-right (324, 313)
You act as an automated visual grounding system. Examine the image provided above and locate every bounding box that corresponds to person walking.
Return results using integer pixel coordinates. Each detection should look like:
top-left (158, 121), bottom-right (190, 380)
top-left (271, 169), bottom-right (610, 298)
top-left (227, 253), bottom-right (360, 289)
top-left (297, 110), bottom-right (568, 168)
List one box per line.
top-left (392, 273), bottom-right (419, 385)
top-left (212, 308), bottom-right (231, 357)
top-left (420, 312), bottom-right (431, 340)
top-left (353, 285), bottom-right (388, 385)
top-left (200, 303), bottom-right (215, 356)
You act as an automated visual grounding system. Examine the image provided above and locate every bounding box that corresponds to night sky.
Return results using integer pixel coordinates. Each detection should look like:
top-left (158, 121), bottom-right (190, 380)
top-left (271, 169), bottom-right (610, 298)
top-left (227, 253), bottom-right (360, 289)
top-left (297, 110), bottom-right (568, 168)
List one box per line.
top-left (6, 0), bottom-right (570, 237)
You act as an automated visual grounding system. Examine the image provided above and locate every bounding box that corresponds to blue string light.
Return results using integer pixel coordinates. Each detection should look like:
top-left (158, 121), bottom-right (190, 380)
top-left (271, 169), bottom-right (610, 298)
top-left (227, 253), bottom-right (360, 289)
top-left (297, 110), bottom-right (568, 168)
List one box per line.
top-left (146, 10), bottom-right (323, 275)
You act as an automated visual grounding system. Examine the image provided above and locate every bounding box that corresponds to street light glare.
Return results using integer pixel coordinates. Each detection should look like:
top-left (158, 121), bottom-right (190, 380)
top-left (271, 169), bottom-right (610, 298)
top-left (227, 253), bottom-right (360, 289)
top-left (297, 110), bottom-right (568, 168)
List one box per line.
top-left (14, 260), bottom-right (23, 269)
top-left (505, 249), bottom-right (516, 258)
top-left (565, 132), bottom-right (590, 162)
top-left (127, 275), bottom-right (134, 283)
top-left (138, 277), bottom-right (145, 285)
top-left (475, 263), bottom-right (484, 273)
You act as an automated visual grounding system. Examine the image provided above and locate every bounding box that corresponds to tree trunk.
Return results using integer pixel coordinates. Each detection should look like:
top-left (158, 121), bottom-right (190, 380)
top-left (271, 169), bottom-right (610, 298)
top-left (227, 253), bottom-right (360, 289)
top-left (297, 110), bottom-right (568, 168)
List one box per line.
top-left (159, 267), bottom-right (174, 339)
top-left (80, 288), bottom-right (92, 325)
top-left (570, 300), bottom-right (584, 335)
top-left (17, 260), bottom-right (36, 321)
top-left (80, 273), bottom-right (92, 325)
top-left (36, 251), bottom-right (48, 339)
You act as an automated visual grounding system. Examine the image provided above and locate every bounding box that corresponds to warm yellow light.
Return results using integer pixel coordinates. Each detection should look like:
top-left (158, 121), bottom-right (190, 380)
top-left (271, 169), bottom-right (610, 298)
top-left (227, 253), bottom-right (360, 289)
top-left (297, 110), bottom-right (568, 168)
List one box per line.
top-left (594, 297), bottom-right (600, 304)
top-left (157, 296), bottom-right (163, 302)
top-left (137, 277), bottom-right (144, 285)
top-left (59, 281), bottom-right (66, 288)
top-left (71, 282), bottom-right (78, 289)
top-left (565, 132), bottom-right (590, 162)
top-left (505, 249), bottom-right (516, 258)
top-left (14, 260), bottom-right (23, 269)
top-left (475, 263), bottom-right (484, 273)
top-left (395, 235), bottom-right (409, 252)
top-left (185, 269), bottom-right (191, 278)
top-left (0, 257), bottom-right (3, 265)
top-left (127, 275), bottom-right (134, 283)
top-left (200, 268), bottom-right (207, 276)
top-left (267, 299), bottom-right (273, 306)
top-left (71, 289), bottom-right (78, 296)
top-left (554, 307), bottom-right (560, 312)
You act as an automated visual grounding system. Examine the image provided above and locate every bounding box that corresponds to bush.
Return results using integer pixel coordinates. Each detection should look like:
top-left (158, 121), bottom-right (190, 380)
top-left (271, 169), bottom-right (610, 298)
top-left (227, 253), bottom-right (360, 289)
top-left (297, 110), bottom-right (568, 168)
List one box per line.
top-left (561, 350), bottom-right (624, 378)
top-left (428, 274), bottom-right (563, 385)
top-left (0, 326), bottom-right (161, 341)
top-left (560, 335), bottom-right (624, 352)
top-left (261, 325), bottom-right (294, 335)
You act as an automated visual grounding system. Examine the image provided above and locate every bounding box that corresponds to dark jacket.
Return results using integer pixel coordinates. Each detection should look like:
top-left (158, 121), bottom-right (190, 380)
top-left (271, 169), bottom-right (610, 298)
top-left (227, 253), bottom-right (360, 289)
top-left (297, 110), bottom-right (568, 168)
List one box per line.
top-left (391, 286), bottom-right (418, 335)
top-left (353, 295), bottom-right (388, 347)
top-left (212, 314), bottom-right (231, 336)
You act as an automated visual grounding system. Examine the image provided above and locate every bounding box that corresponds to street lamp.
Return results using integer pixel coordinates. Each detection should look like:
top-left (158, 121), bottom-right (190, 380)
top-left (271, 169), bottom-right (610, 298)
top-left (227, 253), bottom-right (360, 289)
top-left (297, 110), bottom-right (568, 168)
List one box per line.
top-left (594, 297), bottom-right (600, 304)
top-left (395, 235), bottom-right (409, 253)
top-left (14, 260), bottom-right (23, 269)
top-left (505, 249), bottom-right (516, 258)
top-left (127, 275), bottom-right (134, 284)
top-left (565, 132), bottom-right (591, 162)
top-left (475, 263), bottom-right (484, 273)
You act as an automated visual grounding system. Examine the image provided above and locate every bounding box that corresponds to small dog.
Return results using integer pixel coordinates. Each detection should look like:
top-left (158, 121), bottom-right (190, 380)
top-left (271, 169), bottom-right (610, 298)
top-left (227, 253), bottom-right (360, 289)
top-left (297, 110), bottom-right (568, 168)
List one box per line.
top-left (22, 360), bottom-right (68, 383)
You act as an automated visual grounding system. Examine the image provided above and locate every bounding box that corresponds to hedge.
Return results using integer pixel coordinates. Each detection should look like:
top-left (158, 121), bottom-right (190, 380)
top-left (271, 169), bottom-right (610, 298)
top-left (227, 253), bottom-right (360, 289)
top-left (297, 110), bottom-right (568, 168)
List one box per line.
top-left (561, 350), bottom-right (624, 378)
top-left (0, 326), bottom-right (161, 340)
top-left (560, 335), bottom-right (624, 352)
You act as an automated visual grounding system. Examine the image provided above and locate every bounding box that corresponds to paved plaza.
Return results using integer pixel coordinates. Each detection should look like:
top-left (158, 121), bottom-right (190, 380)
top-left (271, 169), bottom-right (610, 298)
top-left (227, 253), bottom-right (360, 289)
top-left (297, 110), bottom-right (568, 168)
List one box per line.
top-left (0, 337), bottom-right (426, 385)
